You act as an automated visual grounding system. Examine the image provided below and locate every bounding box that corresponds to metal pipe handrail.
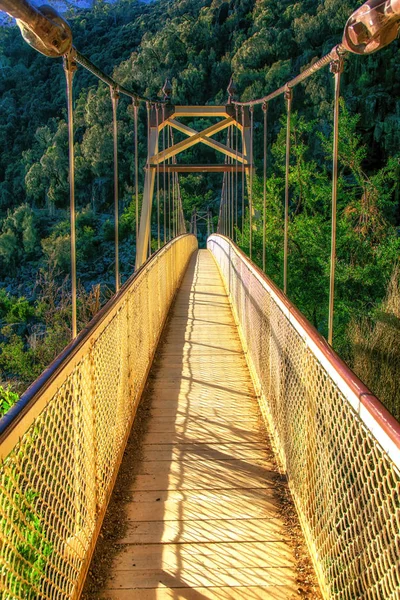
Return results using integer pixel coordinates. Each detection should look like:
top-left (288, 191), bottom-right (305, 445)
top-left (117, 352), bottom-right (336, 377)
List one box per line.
top-left (73, 49), bottom-right (163, 104)
top-left (232, 45), bottom-right (346, 107)
top-left (209, 234), bottom-right (400, 464)
top-left (0, 234), bottom-right (194, 459)
top-left (0, 0), bottom-right (164, 103)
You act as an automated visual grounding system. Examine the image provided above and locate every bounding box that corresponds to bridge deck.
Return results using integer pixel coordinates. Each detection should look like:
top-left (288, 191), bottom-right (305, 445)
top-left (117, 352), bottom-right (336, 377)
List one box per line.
top-left (85, 250), bottom-right (301, 599)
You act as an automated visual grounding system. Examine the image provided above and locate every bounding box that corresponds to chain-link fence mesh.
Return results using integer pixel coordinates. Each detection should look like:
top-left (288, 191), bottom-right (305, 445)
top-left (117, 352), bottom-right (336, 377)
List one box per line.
top-left (208, 234), bottom-right (400, 600)
top-left (0, 234), bottom-right (197, 600)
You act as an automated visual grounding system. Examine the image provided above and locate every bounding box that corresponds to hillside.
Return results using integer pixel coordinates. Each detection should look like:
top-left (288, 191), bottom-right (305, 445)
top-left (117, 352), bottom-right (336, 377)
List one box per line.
top-left (0, 0), bottom-right (119, 26)
top-left (0, 0), bottom-right (399, 418)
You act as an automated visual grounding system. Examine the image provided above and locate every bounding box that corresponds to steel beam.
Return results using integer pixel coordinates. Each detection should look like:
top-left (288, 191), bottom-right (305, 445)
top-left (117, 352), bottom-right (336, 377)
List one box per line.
top-left (135, 127), bottom-right (158, 269)
top-left (151, 118), bottom-right (234, 164)
top-left (167, 119), bottom-right (246, 163)
top-left (173, 106), bottom-right (230, 117)
top-left (149, 164), bottom-right (254, 173)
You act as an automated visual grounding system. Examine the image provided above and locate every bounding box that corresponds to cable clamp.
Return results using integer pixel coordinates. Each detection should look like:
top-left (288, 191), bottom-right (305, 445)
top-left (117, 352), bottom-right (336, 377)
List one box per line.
top-left (284, 86), bottom-right (293, 101)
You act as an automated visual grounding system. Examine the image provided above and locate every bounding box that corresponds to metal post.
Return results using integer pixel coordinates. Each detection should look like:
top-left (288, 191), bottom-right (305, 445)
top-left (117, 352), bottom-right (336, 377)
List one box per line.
top-left (231, 124), bottom-right (234, 239)
top-left (262, 102), bottom-right (268, 273)
top-left (227, 129), bottom-right (230, 239)
top-left (284, 87), bottom-right (292, 295)
top-left (156, 104), bottom-right (160, 249)
top-left (172, 170), bottom-right (176, 238)
top-left (235, 106), bottom-right (239, 242)
top-left (241, 107), bottom-right (245, 233)
top-left (328, 56), bottom-right (343, 346)
top-left (168, 126), bottom-right (171, 240)
top-left (147, 102), bottom-right (152, 258)
top-left (135, 106), bottom-right (158, 270)
top-left (249, 105), bottom-right (254, 259)
top-left (162, 105), bottom-right (167, 244)
top-left (111, 86), bottom-right (120, 291)
top-left (64, 52), bottom-right (78, 339)
top-left (133, 99), bottom-right (139, 243)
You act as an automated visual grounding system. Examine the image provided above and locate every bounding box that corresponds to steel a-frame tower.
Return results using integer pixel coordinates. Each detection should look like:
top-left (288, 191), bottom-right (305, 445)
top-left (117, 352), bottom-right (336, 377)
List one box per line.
top-left (135, 104), bottom-right (251, 269)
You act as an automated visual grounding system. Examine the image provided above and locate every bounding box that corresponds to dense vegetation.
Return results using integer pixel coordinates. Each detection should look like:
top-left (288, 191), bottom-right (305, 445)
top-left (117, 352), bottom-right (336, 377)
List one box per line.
top-left (0, 0), bottom-right (399, 417)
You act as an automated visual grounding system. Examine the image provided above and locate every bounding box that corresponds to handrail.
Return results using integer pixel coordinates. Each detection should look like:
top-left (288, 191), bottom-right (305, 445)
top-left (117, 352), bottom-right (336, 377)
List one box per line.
top-left (0, 235), bottom-right (196, 459)
top-left (208, 233), bottom-right (400, 599)
top-left (0, 234), bottom-right (197, 600)
top-left (209, 234), bottom-right (400, 465)
top-left (0, 234), bottom-right (189, 458)
top-left (0, 0), bottom-right (163, 103)
top-left (232, 0), bottom-right (400, 107)
top-left (72, 48), bottom-right (162, 104)
top-left (232, 45), bottom-right (347, 107)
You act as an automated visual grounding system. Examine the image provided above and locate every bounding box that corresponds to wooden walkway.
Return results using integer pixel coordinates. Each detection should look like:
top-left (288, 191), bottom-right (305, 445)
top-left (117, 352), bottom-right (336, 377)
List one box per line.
top-left (88, 250), bottom-right (300, 599)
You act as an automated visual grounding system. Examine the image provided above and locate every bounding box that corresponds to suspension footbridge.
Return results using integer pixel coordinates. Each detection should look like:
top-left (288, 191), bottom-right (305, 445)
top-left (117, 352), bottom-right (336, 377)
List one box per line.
top-left (85, 249), bottom-right (302, 599)
top-left (0, 1), bottom-right (399, 599)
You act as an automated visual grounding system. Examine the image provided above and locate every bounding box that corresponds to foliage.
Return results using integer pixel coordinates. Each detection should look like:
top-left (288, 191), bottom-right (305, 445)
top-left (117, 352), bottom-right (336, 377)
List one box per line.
top-left (238, 104), bottom-right (400, 361)
top-left (0, 271), bottom-right (106, 394)
top-left (0, 384), bottom-right (18, 416)
top-left (0, 0), bottom-right (398, 418)
top-left (0, 482), bottom-right (52, 597)
top-left (349, 265), bottom-right (400, 420)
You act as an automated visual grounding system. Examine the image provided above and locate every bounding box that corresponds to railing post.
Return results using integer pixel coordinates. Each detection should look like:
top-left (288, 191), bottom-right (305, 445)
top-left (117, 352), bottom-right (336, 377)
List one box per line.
top-left (111, 86), bottom-right (120, 292)
top-left (284, 87), bottom-right (292, 295)
top-left (63, 51), bottom-right (78, 339)
top-left (328, 53), bottom-right (344, 346)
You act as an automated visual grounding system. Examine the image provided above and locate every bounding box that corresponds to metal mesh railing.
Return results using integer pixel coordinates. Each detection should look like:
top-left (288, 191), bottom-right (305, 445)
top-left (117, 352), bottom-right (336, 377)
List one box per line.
top-left (208, 234), bottom-right (400, 600)
top-left (0, 234), bottom-right (197, 600)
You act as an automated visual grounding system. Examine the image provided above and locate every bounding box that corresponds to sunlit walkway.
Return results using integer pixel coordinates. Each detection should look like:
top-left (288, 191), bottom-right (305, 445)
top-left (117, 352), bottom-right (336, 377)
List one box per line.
top-left (86, 250), bottom-right (300, 598)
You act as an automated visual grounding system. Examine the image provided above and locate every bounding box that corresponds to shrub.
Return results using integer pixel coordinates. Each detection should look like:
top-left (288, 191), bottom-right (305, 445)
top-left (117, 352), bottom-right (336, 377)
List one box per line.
top-left (0, 385), bottom-right (19, 417)
top-left (349, 265), bottom-right (400, 420)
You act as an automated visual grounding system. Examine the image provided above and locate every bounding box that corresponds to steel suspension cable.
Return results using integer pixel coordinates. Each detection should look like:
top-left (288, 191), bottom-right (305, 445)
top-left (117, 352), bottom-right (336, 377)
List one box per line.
top-left (73, 49), bottom-right (165, 105)
top-left (226, 128), bottom-right (230, 239)
top-left (133, 99), bottom-right (139, 243)
top-left (169, 126), bottom-right (176, 238)
top-left (146, 102), bottom-right (151, 257)
top-left (63, 53), bottom-right (77, 339)
top-left (162, 105), bottom-right (167, 244)
top-left (284, 88), bottom-right (292, 295)
top-left (156, 104), bottom-right (160, 250)
top-left (220, 175), bottom-right (225, 234)
top-left (111, 86), bottom-right (120, 291)
top-left (176, 178), bottom-right (181, 233)
top-left (328, 57), bottom-right (344, 346)
top-left (168, 126), bottom-right (172, 240)
top-left (217, 187), bottom-right (222, 233)
top-left (249, 105), bottom-right (254, 260)
top-left (232, 45), bottom-right (346, 108)
top-left (224, 175), bottom-right (227, 235)
top-left (178, 182), bottom-right (185, 234)
top-left (235, 106), bottom-right (239, 242)
top-left (173, 171), bottom-right (176, 238)
top-left (262, 102), bottom-right (268, 273)
top-left (241, 107), bottom-right (245, 234)
top-left (230, 124), bottom-right (234, 239)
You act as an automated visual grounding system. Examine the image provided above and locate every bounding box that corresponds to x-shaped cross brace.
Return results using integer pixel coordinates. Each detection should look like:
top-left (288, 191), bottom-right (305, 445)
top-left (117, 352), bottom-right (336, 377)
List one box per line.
top-left (151, 117), bottom-right (248, 164)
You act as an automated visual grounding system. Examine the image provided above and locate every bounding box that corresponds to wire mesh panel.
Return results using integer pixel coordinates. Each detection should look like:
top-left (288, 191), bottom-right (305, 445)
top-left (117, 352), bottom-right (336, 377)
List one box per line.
top-left (208, 234), bottom-right (400, 600)
top-left (0, 234), bottom-right (197, 600)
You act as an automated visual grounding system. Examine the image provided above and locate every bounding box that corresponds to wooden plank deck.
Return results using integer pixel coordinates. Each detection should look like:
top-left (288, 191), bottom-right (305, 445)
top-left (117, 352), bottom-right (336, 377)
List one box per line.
top-left (85, 249), bottom-right (301, 599)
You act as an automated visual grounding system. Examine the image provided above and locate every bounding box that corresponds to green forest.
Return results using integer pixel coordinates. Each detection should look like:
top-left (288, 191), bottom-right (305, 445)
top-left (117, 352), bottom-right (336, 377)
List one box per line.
top-left (0, 0), bottom-right (399, 419)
